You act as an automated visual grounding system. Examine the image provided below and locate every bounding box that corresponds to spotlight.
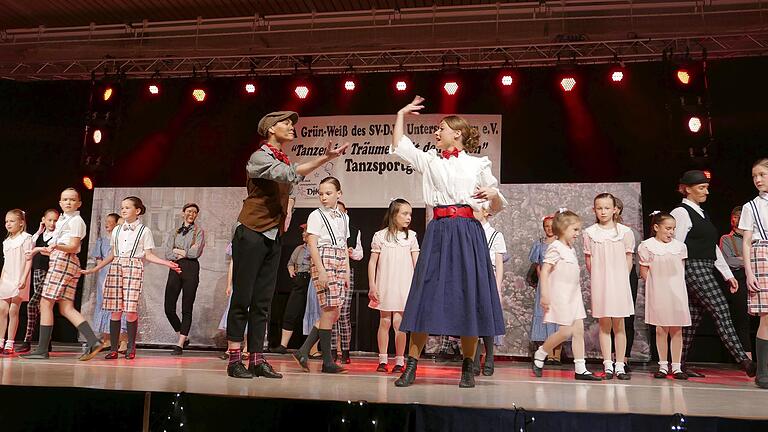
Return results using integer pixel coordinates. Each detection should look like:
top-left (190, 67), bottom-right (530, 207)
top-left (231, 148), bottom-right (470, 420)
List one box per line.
top-left (500, 74), bottom-right (514, 86)
top-left (611, 71), bottom-right (624, 82)
top-left (148, 84), bottom-right (160, 95)
top-left (82, 176), bottom-right (94, 190)
top-left (92, 129), bottom-right (102, 144)
top-left (294, 85), bottom-right (309, 99)
top-left (103, 87), bottom-right (113, 101)
top-left (395, 80), bottom-right (407, 92)
top-left (344, 80), bottom-right (356, 91)
top-left (703, 170), bottom-right (712, 180)
top-left (560, 77), bottom-right (577, 92)
top-left (443, 81), bottom-right (459, 95)
top-left (192, 89), bottom-right (206, 102)
top-left (677, 70), bottom-right (691, 85)
top-left (245, 83), bottom-right (256, 94)
top-left (688, 116), bottom-right (702, 133)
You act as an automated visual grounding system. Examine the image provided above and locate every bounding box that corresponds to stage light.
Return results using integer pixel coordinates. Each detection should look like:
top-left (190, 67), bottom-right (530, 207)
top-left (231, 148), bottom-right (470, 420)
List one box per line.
top-left (395, 80), bottom-right (407, 92)
top-left (294, 85), bottom-right (309, 99)
top-left (560, 77), bottom-right (577, 92)
top-left (611, 71), bottom-right (624, 82)
top-left (677, 70), bottom-right (691, 85)
top-left (192, 89), bottom-right (206, 102)
top-left (688, 116), bottom-right (702, 133)
top-left (245, 83), bottom-right (256, 94)
top-left (82, 176), bottom-right (94, 190)
top-left (92, 129), bottom-right (102, 144)
top-left (703, 170), bottom-right (712, 180)
top-left (148, 84), bottom-right (160, 95)
top-left (501, 74), bottom-right (514, 86)
top-left (443, 81), bottom-right (459, 95)
top-left (344, 80), bottom-right (356, 91)
top-left (103, 87), bottom-right (113, 101)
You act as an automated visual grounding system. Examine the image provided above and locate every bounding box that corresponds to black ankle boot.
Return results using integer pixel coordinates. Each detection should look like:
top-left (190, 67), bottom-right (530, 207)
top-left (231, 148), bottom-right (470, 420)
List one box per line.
top-left (395, 356), bottom-right (418, 387)
top-left (756, 338), bottom-right (768, 389)
top-left (459, 358), bottom-right (476, 388)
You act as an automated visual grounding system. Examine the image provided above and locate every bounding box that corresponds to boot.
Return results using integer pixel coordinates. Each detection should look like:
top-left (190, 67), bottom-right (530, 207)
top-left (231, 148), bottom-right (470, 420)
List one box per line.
top-left (756, 337), bottom-right (768, 389)
top-left (394, 356), bottom-right (418, 387)
top-left (459, 358), bottom-right (476, 388)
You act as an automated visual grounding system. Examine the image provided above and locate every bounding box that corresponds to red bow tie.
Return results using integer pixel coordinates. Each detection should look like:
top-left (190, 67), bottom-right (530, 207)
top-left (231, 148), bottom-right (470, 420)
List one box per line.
top-left (441, 148), bottom-right (460, 159)
top-left (264, 143), bottom-right (290, 165)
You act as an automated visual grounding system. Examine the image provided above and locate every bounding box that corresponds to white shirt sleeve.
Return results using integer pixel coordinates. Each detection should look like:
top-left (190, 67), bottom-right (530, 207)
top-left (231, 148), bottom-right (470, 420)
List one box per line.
top-left (72, 218), bottom-right (87, 240)
top-left (390, 135), bottom-right (433, 174)
top-left (714, 245), bottom-right (735, 280)
top-left (306, 211), bottom-right (323, 237)
top-left (738, 203), bottom-right (755, 232)
top-left (670, 207), bottom-right (692, 242)
top-left (478, 161), bottom-right (508, 211)
top-left (350, 231), bottom-right (364, 261)
top-left (142, 229), bottom-right (156, 251)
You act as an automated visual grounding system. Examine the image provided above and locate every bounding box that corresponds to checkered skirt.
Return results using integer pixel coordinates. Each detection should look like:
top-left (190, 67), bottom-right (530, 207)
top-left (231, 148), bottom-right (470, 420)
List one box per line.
top-left (103, 257), bottom-right (144, 313)
top-left (311, 246), bottom-right (348, 308)
top-left (41, 251), bottom-right (81, 301)
top-left (748, 240), bottom-right (768, 315)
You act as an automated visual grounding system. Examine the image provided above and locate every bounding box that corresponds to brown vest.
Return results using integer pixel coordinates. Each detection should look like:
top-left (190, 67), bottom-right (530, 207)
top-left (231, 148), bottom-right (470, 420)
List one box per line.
top-left (237, 151), bottom-right (291, 234)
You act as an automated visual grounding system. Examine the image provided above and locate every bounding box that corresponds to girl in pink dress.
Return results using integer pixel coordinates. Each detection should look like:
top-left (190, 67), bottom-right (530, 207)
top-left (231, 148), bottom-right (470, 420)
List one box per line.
top-left (638, 211), bottom-right (691, 380)
top-left (368, 199), bottom-right (420, 373)
top-left (584, 193), bottom-right (635, 380)
top-left (532, 209), bottom-right (599, 381)
top-left (0, 209), bottom-right (33, 354)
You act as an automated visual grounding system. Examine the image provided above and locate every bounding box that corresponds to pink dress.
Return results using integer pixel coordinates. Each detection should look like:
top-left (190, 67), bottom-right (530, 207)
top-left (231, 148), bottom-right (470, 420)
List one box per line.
top-left (638, 238), bottom-right (691, 327)
top-left (583, 223), bottom-right (635, 318)
top-left (0, 233), bottom-right (33, 301)
top-left (370, 229), bottom-right (419, 311)
top-left (543, 240), bottom-right (587, 325)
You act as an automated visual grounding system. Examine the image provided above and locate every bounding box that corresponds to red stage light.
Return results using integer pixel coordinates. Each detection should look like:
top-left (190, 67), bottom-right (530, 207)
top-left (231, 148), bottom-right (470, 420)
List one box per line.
top-left (82, 176), bottom-right (94, 190)
top-left (92, 129), bottom-right (102, 144)
top-left (192, 89), bottom-right (206, 102)
top-left (344, 80), bottom-right (356, 91)
top-left (677, 70), bottom-right (691, 85)
top-left (103, 87), bottom-right (113, 101)
top-left (688, 116), bottom-right (702, 133)
top-left (148, 85), bottom-right (159, 95)
top-left (245, 83), bottom-right (256, 94)
top-left (294, 85), bottom-right (309, 99)
top-left (500, 75), bottom-right (514, 86)
top-left (395, 80), bottom-right (407, 92)
top-left (443, 81), bottom-right (459, 95)
top-left (611, 71), bottom-right (624, 82)
top-left (703, 170), bottom-right (712, 180)
top-left (560, 77), bottom-right (577, 92)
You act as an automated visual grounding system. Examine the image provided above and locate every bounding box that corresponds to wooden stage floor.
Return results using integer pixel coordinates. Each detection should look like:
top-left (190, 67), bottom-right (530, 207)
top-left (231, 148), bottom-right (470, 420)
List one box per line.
top-left (1, 347), bottom-right (767, 421)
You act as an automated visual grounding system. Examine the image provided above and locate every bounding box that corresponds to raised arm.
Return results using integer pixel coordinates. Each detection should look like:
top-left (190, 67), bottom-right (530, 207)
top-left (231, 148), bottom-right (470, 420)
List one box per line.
top-left (392, 96), bottom-right (425, 151)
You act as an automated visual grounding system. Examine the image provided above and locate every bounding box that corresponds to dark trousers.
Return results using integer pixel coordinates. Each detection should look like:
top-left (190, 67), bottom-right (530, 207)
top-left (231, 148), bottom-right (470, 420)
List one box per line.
top-left (282, 273), bottom-right (310, 332)
top-left (227, 224), bottom-right (281, 354)
top-left (624, 267), bottom-right (639, 357)
top-left (163, 259), bottom-right (201, 337)
top-left (724, 268), bottom-right (752, 355)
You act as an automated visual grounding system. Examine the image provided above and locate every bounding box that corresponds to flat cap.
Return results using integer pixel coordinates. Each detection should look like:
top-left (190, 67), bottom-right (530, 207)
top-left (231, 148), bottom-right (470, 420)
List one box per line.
top-left (679, 170), bottom-right (710, 185)
top-left (257, 111), bottom-right (299, 137)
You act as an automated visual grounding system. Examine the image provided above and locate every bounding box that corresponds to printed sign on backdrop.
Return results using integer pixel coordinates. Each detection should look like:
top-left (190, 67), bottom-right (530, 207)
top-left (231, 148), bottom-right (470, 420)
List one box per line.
top-left (288, 114), bottom-right (502, 208)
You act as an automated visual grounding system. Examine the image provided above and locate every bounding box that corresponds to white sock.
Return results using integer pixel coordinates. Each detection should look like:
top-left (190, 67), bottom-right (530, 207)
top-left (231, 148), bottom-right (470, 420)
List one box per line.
top-left (395, 356), bottom-right (405, 366)
top-left (3, 339), bottom-right (11, 348)
top-left (574, 359), bottom-right (589, 374)
top-left (0, 339), bottom-right (5, 350)
top-left (615, 361), bottom-right (626, 374)
top-left (534, 347), bottom-right (548, 368)
top-left (378, 354), bottom-right (388, 364)
top-left (671, 362), bottom-right (682, 374)
top-left (658, 360), bottom-right (669, 373)
top-left (603, 359), bottom-right (614, 373)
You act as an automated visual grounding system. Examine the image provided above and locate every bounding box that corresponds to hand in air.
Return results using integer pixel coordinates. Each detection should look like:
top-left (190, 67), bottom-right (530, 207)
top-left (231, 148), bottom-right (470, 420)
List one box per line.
top-left (399, 95), bottom-right (425, 115)
top-left (325, 140), bottom-right (351, 158)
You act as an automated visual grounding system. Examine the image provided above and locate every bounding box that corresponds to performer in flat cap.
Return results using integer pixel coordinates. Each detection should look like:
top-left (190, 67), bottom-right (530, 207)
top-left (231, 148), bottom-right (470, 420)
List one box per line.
top-left (670, 170), bottom-right (756, 378)
top-left (225, 111), bottom-right (349, 379)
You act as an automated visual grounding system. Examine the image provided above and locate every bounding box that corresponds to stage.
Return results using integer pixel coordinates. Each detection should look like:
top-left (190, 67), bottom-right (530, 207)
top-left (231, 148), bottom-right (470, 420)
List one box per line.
top-left (1, 346), bottom-right (767, 431)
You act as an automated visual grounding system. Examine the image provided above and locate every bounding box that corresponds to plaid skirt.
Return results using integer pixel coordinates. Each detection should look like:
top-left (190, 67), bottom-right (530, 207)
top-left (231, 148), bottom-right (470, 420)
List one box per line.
top-left (311, 246), bottom-right (348, 308)
top-left (41, 251), bottom-right (81, 302)
top-left (103, 257), bottom-right (144, 313)
top-left (748, 240), bottom-right (768, 315)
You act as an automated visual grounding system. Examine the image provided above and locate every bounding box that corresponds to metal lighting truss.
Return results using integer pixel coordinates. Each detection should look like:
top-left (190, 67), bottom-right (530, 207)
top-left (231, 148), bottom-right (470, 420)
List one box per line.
top-left (1, 1), bottom-right (767, 80)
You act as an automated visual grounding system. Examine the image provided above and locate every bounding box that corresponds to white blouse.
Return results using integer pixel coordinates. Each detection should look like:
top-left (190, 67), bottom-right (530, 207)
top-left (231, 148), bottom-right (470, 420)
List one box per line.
top-left (390, 135), bottom-right (507, 213)
top-left (52, 212), bottom-right (87, 253)
top-left (739, 193), bottom-right (768, 241)
top-left (306, 206), bottom-right (350, 249)
top-left (111, 220), bottom-right (156, 258)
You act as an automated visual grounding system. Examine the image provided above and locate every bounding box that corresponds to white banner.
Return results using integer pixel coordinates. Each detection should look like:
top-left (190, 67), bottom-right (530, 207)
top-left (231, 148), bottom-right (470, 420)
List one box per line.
top-left (288, 114), bottom-right (502, 208)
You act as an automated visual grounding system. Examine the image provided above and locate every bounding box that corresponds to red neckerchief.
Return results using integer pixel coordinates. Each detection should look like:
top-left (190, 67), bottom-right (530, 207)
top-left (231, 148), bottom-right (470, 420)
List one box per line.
top-left (441, 148), bottom-right (460, 159)
top-left (263, 142), bottom-right (290, 165)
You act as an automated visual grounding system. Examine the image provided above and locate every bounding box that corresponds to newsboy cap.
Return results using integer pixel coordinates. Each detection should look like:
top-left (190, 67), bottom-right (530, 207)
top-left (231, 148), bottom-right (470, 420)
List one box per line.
top-left (257, 111), bottom-right (299, 137)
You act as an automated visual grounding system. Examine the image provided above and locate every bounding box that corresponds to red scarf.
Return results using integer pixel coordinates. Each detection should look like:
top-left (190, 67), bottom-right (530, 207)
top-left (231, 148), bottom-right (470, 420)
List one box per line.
top-left (263, 142), bottom-right (290, 165)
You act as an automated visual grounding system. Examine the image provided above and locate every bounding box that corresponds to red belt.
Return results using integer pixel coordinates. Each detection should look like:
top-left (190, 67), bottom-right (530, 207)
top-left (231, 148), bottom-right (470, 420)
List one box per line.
top-left (433, 205), bottom-right (474, 220)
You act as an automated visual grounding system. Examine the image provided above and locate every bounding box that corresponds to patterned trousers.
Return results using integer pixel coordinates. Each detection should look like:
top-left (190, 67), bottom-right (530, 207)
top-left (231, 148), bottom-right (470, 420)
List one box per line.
top-left (682, 259), bottom-right (749, 365)
top-left (332, 268), bottom-right (354, 351)
top-left (24, 269), bottom-right (47, 342)
top-left (438, 335), bottom-right (461, 354)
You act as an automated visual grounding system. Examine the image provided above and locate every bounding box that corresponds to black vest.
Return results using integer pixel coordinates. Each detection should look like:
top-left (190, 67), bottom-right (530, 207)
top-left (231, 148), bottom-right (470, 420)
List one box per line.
top-left (347, 225), bottom-right (360, 249)
top-left (680, 203), bottom-right (718, 260)
top-left (32, 233), bottom-right (52, 270)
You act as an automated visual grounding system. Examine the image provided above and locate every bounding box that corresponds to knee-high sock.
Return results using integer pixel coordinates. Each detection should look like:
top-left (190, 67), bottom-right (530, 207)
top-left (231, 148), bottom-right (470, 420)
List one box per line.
top-left (109, 320), bottom-right (121, 352)
top-left (126, 320), bottom-right (138, 351)
top-left (298, 326), bottom-right (319, 357)
top-left (77, 321), bottom-right (100, 346)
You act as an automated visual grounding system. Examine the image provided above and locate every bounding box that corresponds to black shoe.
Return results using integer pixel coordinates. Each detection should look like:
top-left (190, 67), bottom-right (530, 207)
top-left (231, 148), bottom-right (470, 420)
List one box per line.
top-left (624, 364), bottom-right (632, 373)
top-left (332, 351), bottom-right (338, 363)
top-left (395, 356), bottom-right (418, 387)
top-left (20, 351), bottom-right (49, 360)
top-left (270, 345), bottom-right (288, 355)
top-left (684, 368), bottom-right (705, 378)
top-left (292, 351), bottom-right (310, 372)
top-left (654, 370), bottom-right (668, 379)
top-left (603, 371), bottom-right (614, 380)
top-left (531, 355), bottom-right (543, 378)
top-left (376, 363), bottom-right (388, 372)
top-left (459, 358), bottom-right (476, 388)
top-left (341, 350), bottom-right (351, 364)
top-left (250, 361), bottom-right (283, 378)
top-left (321, 363), bottom-right (348, 374)
top-left (14, 342), bottom-right (30, 353)
top-left (575, 371), bottom-right (601, 381)
top-left (183, 338), bottom-right (190, 348)
top-left (227, 362), bottom-right (253, 379)
top-left (171, 346), bottom-right (184, 356)
top-left (741, 359), bottom-right (757, 378)
top-left (473, 362), bottom-right (481, 376)
top-left (392, 364), bottom-right (403, 374)
top-left (673, 371), bottom-right (689, 380)
top-left (78, 341), bottom-right (105, 361)
top-left (616, 372), bottom-right (631, 380)
top-left (756, 377), bottom-right (768, 389)
top-left (482, 363), bottom-right (495, 376)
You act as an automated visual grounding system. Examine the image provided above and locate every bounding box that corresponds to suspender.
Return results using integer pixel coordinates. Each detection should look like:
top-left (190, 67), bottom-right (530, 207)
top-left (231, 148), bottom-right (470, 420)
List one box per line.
top-left (488, 230), bottom-right (499, 250)
top-left (317, 210), bottom-right (347, 247)
top-left (113, 224), bottom-right (147, 258)
top-left (749, 198), bottom-right (768, 240)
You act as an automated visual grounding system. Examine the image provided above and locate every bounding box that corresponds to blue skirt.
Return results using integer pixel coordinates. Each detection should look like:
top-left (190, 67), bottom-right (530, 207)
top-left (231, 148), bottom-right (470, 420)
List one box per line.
top-left (529, 283), bottom-right (560, 342)
top-left (303, 280), bottom-right (321, 335)
top-left (401, 215), bottom-right (505, 337)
